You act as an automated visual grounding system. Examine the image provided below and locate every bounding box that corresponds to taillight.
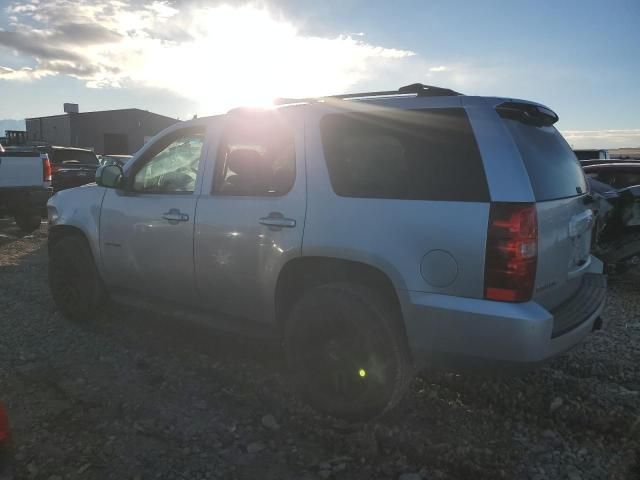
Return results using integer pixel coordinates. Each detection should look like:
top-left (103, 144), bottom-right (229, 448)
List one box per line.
top-left (42, 154), bottom-right (52, 182)
top-left (0, 402), bottom-right (9, 444)
top-left (484, 202), bottom-right (538, 302)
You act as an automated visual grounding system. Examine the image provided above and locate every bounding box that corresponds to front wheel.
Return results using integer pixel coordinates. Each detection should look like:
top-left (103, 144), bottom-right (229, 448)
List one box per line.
top-left (14, 211), bottom-right (41, 234)
top-left (284, 283), bottom-right (413, 421)
top-left (49, 235), bottom-right (105, 321)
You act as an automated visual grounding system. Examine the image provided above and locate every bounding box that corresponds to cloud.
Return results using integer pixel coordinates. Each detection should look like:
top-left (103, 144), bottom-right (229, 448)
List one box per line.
top-left (429, 65), bottom-right (449, 72)
top-left (561, 129), bottom-right (640, 149)
top-left (0, 0), bottom-right (415, 113)
top-left (0, 65), bottom-right (53, 80)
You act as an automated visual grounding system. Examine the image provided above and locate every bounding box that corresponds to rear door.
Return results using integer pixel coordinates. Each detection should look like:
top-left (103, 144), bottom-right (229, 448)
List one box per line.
top-left (194, 111), bottom-right (305, 325)
top-left (501, 116), bottom-right (593, 309)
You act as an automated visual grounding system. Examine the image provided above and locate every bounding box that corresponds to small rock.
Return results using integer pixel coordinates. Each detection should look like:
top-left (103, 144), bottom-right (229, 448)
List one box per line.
top-left (261, 414), bottom-right (280, 431)
top-left (318, 470), bottom-right (332, 479)
top-left (333, 463), bottom-right (346, 472)
top-left (77, 463), bottom-right (91, 474)
top-left (567, 471), bottom-right (582, 480)
top-left (398, 474), bottom-right (422, 480)
top-left (27, 463), bottom-right (39, 477)
top-left (246, 442), bottom-right (265, 454)
top-left (346, 430), bottom-right (378, 458)
top-left (550, 397), bottom-right (563, 413)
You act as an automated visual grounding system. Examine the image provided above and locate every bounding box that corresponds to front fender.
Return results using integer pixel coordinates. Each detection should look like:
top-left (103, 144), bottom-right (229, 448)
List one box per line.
top-left (47, 184), bottom-right (107, 274)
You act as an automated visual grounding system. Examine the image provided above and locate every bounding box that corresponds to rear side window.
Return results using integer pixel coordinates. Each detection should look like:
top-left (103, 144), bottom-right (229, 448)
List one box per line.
top-left (319, 108), bottom-right (489, 201)
top-left (502, 120), bottom-right (587, 201)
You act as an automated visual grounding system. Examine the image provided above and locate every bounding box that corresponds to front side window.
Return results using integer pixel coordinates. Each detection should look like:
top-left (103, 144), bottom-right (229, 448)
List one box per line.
top-left (133, 129), bottom-right (205, 193)
top-left (213, 115), bottom-right (295, 196)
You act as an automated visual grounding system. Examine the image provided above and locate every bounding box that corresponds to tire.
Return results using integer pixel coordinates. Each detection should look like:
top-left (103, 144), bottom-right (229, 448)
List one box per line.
top-left (14, 212), bottom-right (41, 234)
top-left (49, 235), bottom-right (104, 321)
top-left (284, 282), bottom-right (413, 421)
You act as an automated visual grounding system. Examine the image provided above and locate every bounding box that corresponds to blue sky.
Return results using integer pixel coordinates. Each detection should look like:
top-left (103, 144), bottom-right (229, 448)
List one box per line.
top-left (0, 0), bottom-right (639, 147)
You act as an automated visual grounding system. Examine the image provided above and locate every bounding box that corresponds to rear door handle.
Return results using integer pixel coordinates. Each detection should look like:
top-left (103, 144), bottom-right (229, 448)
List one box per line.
top-left (162, 208), bottom-right (189, 223)
top-left (259, 213), bottom-right (296, 229)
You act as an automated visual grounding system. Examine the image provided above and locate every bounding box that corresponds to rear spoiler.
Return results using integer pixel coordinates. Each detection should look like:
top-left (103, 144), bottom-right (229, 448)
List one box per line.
top-left (496, 101), bottom-right (559, 127)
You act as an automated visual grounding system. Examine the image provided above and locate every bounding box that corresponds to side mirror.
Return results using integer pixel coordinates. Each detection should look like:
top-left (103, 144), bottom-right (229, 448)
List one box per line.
top-left (96, 164), bottom-right (124, 189)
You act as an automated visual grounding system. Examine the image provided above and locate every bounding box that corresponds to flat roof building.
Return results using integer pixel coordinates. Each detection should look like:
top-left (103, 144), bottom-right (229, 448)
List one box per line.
top-left (26, 106), bottom-right (179, 155)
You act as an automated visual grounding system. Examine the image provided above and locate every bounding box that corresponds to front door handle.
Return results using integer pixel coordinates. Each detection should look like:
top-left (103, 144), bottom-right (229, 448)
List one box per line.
top-left (259, 212), bottom-right (296, 229)
top-left (162, 208), bottom-right (189, 223)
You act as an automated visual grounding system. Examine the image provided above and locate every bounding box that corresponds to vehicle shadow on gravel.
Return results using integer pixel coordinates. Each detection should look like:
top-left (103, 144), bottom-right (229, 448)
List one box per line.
top-left (0, 218), bottom-right (44, 248)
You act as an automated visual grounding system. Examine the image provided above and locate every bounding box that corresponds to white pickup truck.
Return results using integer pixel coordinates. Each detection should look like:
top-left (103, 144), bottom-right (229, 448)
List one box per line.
top-left (0, 145), bottom-right (52, 233)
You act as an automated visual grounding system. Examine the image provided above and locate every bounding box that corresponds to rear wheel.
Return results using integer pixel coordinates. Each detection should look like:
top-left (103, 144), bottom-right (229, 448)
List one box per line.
top-left (284, 283), bottom-right (413, 421)
top-left (49, 235), bottom-right (104, 321)
top-left (14, 211), bottom-right (41, 234)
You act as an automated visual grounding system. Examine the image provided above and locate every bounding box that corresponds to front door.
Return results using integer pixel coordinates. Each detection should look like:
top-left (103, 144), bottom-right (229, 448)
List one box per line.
top-left (194, 111), bottom-right (306, 324)
top-left (99, 126), bottom-right (207, 304)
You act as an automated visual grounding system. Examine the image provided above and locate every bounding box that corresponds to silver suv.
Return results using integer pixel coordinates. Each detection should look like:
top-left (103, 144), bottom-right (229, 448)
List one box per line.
top-left (47, 84), bottom-right (607, 420)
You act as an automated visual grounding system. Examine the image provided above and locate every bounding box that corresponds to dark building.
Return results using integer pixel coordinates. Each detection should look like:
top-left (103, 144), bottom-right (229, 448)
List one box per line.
top-left (25, 105), bottom-right (179, 155)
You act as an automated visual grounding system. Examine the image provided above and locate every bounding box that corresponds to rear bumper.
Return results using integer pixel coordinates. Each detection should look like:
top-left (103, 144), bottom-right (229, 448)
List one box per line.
top-left (0, 187), bottom-right (52, 212)
top-left (402, 262), bottom-right (607, 371)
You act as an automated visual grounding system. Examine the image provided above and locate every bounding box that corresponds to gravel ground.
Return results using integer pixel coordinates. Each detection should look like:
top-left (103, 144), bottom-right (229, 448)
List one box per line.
top-left (0, 218), bottom-right (638, 480)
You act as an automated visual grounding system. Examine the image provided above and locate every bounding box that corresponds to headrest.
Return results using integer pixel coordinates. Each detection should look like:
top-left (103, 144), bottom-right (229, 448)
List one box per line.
top-left (227, 149), bottom-right (263, 176)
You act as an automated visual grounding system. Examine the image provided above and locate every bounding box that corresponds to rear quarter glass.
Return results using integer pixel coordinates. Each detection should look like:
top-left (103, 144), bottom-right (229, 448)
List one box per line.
top-left (503, 120), bottom-right (587, 201)
top-left (319, 108), bottom-right (490, 202)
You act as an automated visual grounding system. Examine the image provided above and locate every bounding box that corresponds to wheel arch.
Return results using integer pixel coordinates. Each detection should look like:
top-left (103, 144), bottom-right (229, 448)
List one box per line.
top-left (48, 224), bottom-right (88, 248)
top-left (274, 255), bottom-right (408, 333)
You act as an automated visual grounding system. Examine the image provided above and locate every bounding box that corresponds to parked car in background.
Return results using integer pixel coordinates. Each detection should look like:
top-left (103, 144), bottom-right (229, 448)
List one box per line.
top-left (0, 147), bottom-right (51, 232)
top-left (583, 162), bottom-right (640, 189)
top-left (587, 175), bottom-right (640, 275)
top-left (47, 84), bottom-right (606, 420)
top-left (100, 154), bottom-right (132, 168)
top-left (0, 401), bottom-right (11, 475)
top-left (37, 146), bottom-right (100, 192)
top-left (574, 148), bottom-right (610, 163)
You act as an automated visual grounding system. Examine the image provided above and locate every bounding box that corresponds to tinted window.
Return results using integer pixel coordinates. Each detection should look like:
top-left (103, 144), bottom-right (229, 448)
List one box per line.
top-left (133, 129), bottom-right (204, 193)
top-left (319, 108), bottom-right (489, 201)
top-left (213, 115), bottom-right (295, 196)
top-left (611, 172), bottom-right (640, 189)
top-left (52, 149), bottom-right (99, 165)
top-left (503, 120), bottom-right (587, 201)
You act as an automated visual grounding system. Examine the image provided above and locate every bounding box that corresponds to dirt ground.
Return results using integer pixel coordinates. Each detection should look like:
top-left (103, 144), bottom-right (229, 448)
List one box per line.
top-left (0, 219), bottom-right (639, 480)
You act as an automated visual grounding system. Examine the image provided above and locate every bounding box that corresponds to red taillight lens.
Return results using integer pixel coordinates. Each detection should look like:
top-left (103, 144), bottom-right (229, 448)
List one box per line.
top-left (484, 202), bottom-right (538, 302)
top-left (0, 402), bottom-right (9, 443)
top-left (42, 154), bottom-right (52, 182)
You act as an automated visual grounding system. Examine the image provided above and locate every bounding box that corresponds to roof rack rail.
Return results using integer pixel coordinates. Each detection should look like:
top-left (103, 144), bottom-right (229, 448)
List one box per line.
top-left (273, 83), bottom-right (462, 105)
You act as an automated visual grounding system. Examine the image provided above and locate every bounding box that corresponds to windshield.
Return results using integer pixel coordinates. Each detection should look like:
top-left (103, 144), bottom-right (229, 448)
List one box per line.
top-left (52, 149), bottom-right (99, 165)
top-left (503, 119), bottom-right (587, 201)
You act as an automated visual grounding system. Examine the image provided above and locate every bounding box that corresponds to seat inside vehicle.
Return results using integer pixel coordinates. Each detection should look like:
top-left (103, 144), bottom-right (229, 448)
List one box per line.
top-left (222, 148), bottom-right (273, 195)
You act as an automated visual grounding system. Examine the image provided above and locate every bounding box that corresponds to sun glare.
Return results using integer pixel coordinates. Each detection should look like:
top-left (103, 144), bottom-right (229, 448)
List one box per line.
top-left (107, 4), bottom-right (414, 115)
top-left (0, 1), bottom-right (415, 115)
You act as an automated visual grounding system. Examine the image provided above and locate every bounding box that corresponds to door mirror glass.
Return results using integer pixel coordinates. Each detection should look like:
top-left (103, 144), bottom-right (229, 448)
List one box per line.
top-left (96, 164), bottom-right (124, 188)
